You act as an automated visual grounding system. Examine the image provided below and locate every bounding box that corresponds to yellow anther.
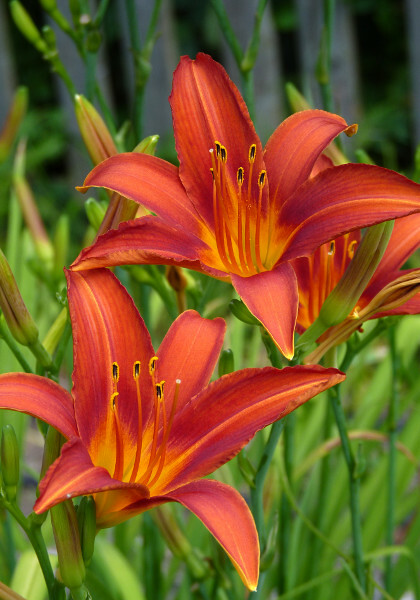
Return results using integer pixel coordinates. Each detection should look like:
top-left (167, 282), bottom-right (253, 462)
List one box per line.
top-left (258, 170), bottom-right (266, 188)
top-left (220, 146), bottom-right (227, 162)
top-left (237, 167), bottom-right (244, 186)
top-left (149, 356), bottom-right (158, 375)
top-left (133, 361), bottom-right (141, 380)
top-left (328, 241), bottom-right (336, 256)
top-left (249, 144), bottom-right (256, 163)
top-left (156, 381), bottom-right (165, 401)
top-left (112, 362), bottom-right (119, 382)
top-left (210, 167), bottom-right (215, 180)
top-left (215, 141), bottom-right (221, 157)
top-left (348, 240), bottom-right (357, 259)
top-left (110, 391), bottom-right (119, 410)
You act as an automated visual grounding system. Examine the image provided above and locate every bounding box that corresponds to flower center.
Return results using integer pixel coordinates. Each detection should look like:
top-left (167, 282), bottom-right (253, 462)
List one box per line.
top-left (109, 357), bottom-right (180, 488)
top-left (209, 141), bottom-right (268, 276)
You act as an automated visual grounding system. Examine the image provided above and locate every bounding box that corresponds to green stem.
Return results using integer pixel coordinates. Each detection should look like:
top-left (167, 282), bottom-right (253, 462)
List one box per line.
top-left (384, 326), bottom-right (398, 591)
top-left (28, 338), bottom-right (53, 370)
top-left (319, 0), bottom-right (335, 113)
top-left (251, 420), bottom-right (285, 540)
top-left (210, 0), bottom-right (243, 67)
top-left (330, 385), bottom-right (366, 591)
top-left (278, 413), bottom-right (295, 594)
top-left (4, 502), bottom-right (56, 599)
top-left (0, 317), bottom-right (32, 373)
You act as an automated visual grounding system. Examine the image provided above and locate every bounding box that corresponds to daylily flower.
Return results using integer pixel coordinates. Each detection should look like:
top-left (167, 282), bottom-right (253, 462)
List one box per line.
top-left (71, 53), bottom-right (420, 359)
top-left (293, 213), bottom-right (420, 363)
top-left (0, 268), bottom-right (344, 590)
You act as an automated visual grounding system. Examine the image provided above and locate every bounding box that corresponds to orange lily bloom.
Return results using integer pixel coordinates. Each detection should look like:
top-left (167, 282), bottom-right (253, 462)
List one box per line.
top-left (294, 213), bottom-right (420, 363)
top-left (0, 268), bottom-right (344, 589)
top-left (72, 54), bottom-right (420, 359)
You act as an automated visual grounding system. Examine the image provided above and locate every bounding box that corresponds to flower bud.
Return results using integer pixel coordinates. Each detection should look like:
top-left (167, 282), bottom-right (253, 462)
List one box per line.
top-left (13, 142), bottom-right (54, 266)
top-left (0, 87), bottom-right (28, 163)
top-left (218, 349), bottom-right (235, 377)
top-left (76, 496), bottom-right (96, 565)
top-left (75, 95), bottom-right (117, 165)
top-left (154, 506), bottom-right (208, 580)
top-left (229, 299), bottom-right (260, 326)
top-left (51, 500), bottom-right (86, 590)
top-left (133, 134), bottom-right (159, 156)
top-left (0, 249), bottom-right (39, 346)
top-left (84, 197), bottom-right (107, 231)
top-left (53, 214), bottom-right (69, 280)
top-left (41, 25), bottom-right (57, 51)
top-left (1, 425), bottom-right (20, 502)
top-left (10, 1), bottom-right (48, 54)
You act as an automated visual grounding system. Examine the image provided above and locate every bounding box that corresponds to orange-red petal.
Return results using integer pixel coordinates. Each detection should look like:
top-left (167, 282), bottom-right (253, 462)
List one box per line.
top-left (71, 217), bottom-right (225, 278)
top-left (264, 109), bottom-right (351, 212)
top-left (161, 365), bottom-right (344, 491)
top-left (157, 310), bottom-right (226, 414)
top-left (171, 53), bottom-right (267, 228)
top-left (279, 164), bottom-right (420, 261)
top-left (167, 479), bottom-right (259, 591)
top-left (79, 153), bottom-right (201, 233)
top-left (0, 373), bottom-right (77, 439)
top-left (66, 269), bottom-right (155, 460)
top-left (35, 438), bottom-right (149, 514)
top-left (231, 263), bottom-right (298, 359)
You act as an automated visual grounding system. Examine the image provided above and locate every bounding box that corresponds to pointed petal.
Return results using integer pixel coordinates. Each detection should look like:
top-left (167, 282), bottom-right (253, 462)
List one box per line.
top-left (171, 53), bottom-right (266, 227)
top-left (157, 310), bottom-right (226, 414)
top-left (34, 438), bottom-right (149, 515)
top-left (279, 164), bottom-right (420, 261)
top-left (71, 217), bottom-right (226, 279)
top-left (161, 365), bottom-right (344, 491)
top-left (264, 110), bottom-right (353, 211)
top-left (0, 373), bottom-right (77, 439)
top-left (66, 269), bottom-right (155, 462)
top-left (231, 263), bottom-right (298, 359)
top-left (79, 153), bottom-right (201, 232)
top-left (167, 480), bottom-right (259, 591)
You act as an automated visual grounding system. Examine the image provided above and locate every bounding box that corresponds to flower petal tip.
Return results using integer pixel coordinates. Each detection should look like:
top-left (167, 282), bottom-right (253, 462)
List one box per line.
top-left (345, 123), bottom-right (358, 137)
top-left (75, 185), bottom-right (88, 194)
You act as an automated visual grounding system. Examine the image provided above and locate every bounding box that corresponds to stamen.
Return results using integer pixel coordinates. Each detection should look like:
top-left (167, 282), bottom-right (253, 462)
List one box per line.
top-left (328, 241), bottom-right (336, 256)
top-left (220, 145), bottom-right (227, 163)
top-left (215, 140), bottom-right (221, 158)
top-left (147, 379), bottom-right (181, 489)
top-left (254, 170), bottom-right (267, 272)
top-left (112, 362), bottom-right (119, 383)
top-left (348, 240), bottom-right (357, 259)
top-left (249, 144), bottom-right (256, 163)
top-left (129, 361), bottom-right (143, 483)
top-left (111, 392), bottom-right (124, 481)
top-left (210, 150), bottom-right (231, 270)
top-left (237, 167), bottom-right (247, 272)
top-left (149, 356), bottom-right (158, 376)
top-left (142, 380), bottom-right (166, 484)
